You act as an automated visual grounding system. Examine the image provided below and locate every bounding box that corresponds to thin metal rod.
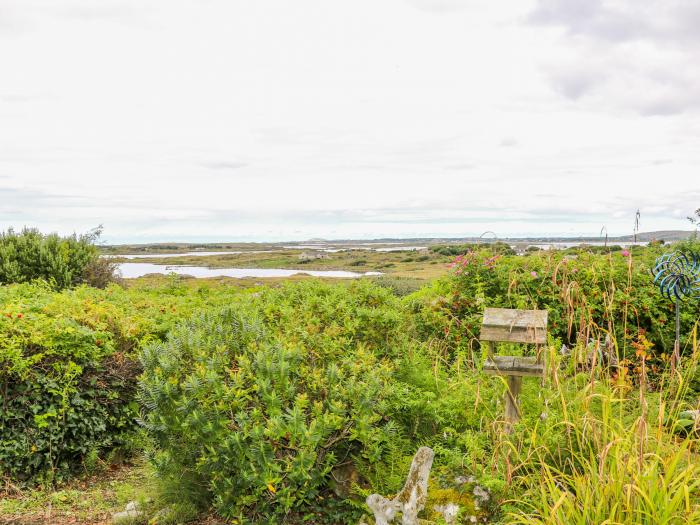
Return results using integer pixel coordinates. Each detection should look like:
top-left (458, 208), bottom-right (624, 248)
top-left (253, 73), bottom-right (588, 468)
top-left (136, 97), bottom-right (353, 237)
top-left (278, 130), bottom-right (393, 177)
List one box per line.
top-left (676, 300), bottom-right (680, 346)
top-left (673, 300), bottom-right (681, 371)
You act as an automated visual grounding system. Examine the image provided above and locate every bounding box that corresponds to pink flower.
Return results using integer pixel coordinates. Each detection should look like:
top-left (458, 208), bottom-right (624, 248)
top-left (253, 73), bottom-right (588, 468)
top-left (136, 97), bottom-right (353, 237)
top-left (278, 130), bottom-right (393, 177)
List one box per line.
top-left (530, 271), bottom-right (538, 278)
top-left (621, 249), bottom-right (630, 257)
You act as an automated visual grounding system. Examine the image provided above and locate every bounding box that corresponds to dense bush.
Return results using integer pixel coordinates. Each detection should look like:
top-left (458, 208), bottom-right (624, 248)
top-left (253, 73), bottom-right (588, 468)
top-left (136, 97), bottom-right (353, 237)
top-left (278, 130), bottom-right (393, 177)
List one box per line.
top-left (430, 242), bottom-right (515, 257)
top-left (410, 242), bottom-right (700, 365)
top-left (0, 227), bottom-right (116, 289)
top-left (138, 281), bottom-right (500, 523)
top-left (0, 280), bottom-right (245, 483)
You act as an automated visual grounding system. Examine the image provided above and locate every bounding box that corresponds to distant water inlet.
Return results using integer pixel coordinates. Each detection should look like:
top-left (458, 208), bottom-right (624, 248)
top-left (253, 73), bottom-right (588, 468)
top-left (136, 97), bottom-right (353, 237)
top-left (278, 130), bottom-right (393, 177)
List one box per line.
top-left (103, 251), bottom-right (269, 259)
top-left (116, 262), bottom-right (382, 279)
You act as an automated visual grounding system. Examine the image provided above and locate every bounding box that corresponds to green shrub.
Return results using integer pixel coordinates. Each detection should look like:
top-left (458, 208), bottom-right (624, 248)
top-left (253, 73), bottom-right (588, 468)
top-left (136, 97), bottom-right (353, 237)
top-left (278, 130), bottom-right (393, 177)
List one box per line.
top-left (139, 306), bottom-right (397, 522)
top-left (0, 281), bottom-right (245, 484)
top-left (410, 243), bottom-right (700, 362)
top-left (0, 227), bottom-right (115, 289)
top-left (429, 242), bottom-right (515, 257)
top-left (0, 283), bottom-right (139, 483)
top-left (371, 275), bottom-right (425, 297)
top-left (137, 281), bottom-right (495, 523)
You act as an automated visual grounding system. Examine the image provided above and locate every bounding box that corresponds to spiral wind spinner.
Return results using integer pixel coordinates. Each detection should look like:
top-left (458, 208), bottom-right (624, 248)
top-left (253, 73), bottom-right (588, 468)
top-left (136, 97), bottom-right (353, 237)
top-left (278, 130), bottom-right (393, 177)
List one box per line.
top-left (652, 251), bottom-right (700, 366)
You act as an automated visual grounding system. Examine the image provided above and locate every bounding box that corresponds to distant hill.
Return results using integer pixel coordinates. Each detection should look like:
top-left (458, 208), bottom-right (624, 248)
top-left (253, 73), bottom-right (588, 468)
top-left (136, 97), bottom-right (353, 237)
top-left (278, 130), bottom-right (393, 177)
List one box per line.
top-left (102, 231), bottom-right (696, 251)
top-left (605, 230), bottom-right (695, 242)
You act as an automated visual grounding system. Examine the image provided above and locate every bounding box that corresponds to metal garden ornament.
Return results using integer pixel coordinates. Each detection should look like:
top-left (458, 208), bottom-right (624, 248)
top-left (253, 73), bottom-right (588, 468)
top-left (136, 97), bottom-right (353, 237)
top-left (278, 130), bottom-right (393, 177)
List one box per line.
top-left (652, 251), bottom-right (700, 367)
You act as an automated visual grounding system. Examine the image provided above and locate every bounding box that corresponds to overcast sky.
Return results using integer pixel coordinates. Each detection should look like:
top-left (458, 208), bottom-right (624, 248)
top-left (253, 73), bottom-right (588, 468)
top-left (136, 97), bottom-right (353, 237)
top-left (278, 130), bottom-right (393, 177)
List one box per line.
top-left (1, 0), bottom-right (698, 243)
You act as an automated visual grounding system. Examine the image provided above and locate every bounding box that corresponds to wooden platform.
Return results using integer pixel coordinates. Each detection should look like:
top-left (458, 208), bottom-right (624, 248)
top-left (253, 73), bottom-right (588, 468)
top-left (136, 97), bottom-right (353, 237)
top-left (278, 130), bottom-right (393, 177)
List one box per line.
top-left (481, 308), bottom-right (547, 345)
top-left (483, 355), bottom-right (544, 377)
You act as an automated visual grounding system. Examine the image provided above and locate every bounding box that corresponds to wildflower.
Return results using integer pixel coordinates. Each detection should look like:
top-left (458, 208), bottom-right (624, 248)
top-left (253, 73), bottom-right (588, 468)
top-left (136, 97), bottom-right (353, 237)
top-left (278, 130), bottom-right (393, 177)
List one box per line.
top-left (621, 249), bottom-right (630, 257)
top-left (530, 271), bottom-right (538, 278)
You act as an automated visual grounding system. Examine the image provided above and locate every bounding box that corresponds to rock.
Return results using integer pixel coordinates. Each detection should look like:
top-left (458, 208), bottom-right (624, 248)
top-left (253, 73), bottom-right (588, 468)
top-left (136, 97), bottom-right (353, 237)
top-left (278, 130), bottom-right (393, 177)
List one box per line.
top-left (454, 475), bottom-right (477, 485)
top-left (473, 485), bottom-right (490, 504)
top-left (112, 500), bottom-right (143, 524)
top-left (365, 447), bottom-right (434, 525)
top-left (330, 462), bottom-right (360, 498)
top-left (433, 503), bottom-right (460, 524)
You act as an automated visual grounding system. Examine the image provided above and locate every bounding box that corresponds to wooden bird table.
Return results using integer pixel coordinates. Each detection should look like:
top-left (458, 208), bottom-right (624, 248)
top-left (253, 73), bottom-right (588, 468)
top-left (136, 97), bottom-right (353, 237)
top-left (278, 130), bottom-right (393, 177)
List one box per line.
top-left (481, 308), bottom-right (547, 431)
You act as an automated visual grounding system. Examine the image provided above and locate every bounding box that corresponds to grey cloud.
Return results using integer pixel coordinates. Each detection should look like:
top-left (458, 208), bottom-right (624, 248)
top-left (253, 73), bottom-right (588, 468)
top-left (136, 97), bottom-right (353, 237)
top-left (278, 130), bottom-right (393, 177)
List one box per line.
top-left (529, 0), bottom-right (648, 42)
top-left (548, 68), bottom-right (601, 100)
top-left (529, 1), bottom-right (700, 115)
top-left (529, 0), bottom-right (700, 44)
top-left (641, 99), bottom-right (686, 117)
top-left (0, 188), bottom-right (93, 220)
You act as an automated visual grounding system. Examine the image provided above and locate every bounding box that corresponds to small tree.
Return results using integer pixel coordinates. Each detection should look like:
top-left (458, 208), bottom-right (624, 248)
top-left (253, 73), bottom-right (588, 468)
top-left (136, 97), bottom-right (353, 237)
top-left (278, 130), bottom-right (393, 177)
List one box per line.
top-left (0, 226), bottom-right (118, 289)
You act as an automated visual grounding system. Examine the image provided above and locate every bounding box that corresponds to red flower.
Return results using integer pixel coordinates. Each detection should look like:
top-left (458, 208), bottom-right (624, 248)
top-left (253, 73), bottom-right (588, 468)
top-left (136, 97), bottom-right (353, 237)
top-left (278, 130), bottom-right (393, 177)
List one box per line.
top-left (16, 313), bottom-right (23, 319)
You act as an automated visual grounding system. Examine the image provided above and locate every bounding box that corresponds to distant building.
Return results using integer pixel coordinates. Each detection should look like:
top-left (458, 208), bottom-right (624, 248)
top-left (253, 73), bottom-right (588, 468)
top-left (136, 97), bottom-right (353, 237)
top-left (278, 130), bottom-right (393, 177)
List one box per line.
top-left (298, 251), bottom-right (330, 262)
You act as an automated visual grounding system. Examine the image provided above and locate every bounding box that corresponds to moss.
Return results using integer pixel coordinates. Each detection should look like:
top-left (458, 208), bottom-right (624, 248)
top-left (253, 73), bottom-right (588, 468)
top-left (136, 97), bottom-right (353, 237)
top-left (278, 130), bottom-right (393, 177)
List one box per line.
top-left (421, 487), bottom-right (480, 523)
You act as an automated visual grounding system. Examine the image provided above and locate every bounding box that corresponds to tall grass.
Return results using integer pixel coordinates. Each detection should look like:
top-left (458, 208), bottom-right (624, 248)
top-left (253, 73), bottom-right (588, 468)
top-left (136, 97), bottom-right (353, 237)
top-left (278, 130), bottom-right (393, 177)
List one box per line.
top-left (505, 317), bottom-right (700, 523)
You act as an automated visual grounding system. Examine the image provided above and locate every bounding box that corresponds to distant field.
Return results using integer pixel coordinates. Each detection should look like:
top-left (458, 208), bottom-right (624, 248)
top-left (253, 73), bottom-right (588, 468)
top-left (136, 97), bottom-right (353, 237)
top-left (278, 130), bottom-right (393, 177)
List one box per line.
top-left (101, 236), bottom-right (684, 282)
top-left (103, 241), bottom-right (456, 280)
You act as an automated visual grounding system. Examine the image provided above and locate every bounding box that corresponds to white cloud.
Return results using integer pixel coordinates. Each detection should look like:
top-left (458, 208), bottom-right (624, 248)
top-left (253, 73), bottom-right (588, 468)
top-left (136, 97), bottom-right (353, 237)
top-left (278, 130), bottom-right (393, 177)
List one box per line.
top-left (0, 0), bottom-right (697, 242)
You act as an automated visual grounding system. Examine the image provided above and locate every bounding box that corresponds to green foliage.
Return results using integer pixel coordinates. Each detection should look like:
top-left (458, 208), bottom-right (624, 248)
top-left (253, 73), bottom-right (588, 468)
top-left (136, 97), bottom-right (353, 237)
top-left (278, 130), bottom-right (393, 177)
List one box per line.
top-left (0, 227), bottom-right (113, 289)
top-left (138, 281), bottom-right (496, 523)
top-left (506, 346), bottom-right (700, 524)
top-left (429, 242), bottom-right (515, 257)
top-left (4, 243), bottom-right (700, 523)
top-left (0, 281), bottom-right (245, 484)
top-left (410, 243), bottom-right (700, 363)
top-left (371, 275), bottom-right (425, 297)
top-left (139, 303), bottom-right (391, 520)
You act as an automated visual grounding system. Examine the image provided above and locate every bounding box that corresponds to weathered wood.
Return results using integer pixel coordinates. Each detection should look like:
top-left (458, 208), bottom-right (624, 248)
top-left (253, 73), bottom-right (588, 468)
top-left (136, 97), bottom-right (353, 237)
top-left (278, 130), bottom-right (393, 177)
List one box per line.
top-left (481, 308), bottom-right (547, 344)
top-left (483, 356), bottom-right (544, 377)
top-left (483, 308), bottom-right (548, 329)
top-left (487, 341), bottom-right (496, 360)
top-left (504, 375), bottom-right (522, 432)
top-left (479, 308), bottom-right (548, 430)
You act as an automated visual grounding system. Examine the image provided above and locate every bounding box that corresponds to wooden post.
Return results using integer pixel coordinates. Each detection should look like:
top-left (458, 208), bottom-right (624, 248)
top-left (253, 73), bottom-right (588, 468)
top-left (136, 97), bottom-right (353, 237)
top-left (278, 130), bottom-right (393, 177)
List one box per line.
top-left (480, 308), bottom-right (547, 432)
top-left (488, 341), bottom-right (496, 360)
top-left (504, 375), bottom-right (522, 433)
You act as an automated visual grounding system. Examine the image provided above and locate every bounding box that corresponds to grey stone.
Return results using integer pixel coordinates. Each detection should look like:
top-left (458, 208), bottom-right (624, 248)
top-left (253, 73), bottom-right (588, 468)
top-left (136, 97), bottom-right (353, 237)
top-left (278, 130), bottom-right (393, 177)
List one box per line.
top-left (434, 503), bottom-right (460, 524)
top-left (473, 485), bottom-right (490, 504)
top-left (112, 500), bottom-right (143, 524)
top-left (455, 475), bottom-right (477, 485)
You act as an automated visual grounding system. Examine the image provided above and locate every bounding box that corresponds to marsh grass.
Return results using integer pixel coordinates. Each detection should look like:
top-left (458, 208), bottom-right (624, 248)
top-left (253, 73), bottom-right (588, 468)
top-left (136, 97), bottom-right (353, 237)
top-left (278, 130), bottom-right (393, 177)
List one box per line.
top-left (502, 249), bottom-right (700, 524)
